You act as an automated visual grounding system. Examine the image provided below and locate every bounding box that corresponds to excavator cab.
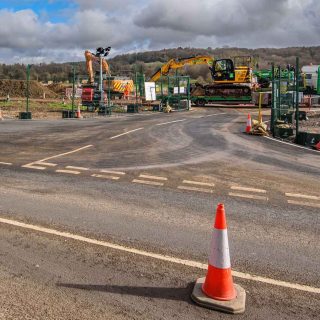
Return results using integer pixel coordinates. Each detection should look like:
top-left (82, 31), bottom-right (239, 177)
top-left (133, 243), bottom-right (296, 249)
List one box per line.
top-left (210, 59), bottom-right (235, 82)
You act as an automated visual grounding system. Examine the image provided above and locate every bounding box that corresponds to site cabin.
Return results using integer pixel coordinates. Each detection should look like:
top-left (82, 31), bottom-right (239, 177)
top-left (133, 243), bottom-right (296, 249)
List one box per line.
top-left (301, 65), bottom-right (320, 94)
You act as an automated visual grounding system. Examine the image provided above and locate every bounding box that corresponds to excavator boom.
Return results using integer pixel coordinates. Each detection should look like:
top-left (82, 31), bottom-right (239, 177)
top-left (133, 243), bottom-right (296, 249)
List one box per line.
top-left (150, 56), bottom-right (214, 82)
top-left (85, 50), bottom-right (110, 84)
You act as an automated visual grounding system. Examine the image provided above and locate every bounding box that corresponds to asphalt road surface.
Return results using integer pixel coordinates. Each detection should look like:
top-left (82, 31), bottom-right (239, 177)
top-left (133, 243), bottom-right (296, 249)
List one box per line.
top-left (0, 108), bottom-right (319, 319)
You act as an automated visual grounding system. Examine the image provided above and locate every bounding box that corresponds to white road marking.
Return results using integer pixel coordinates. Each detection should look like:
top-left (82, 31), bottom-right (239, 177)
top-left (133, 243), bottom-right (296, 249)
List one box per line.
top-left (285, 193), bottom-right (320, 201)
top-left (202, 113), bottom-right (227, 118)
top-left (92, 174), bottom-right (120, 180)
top-left (229, 192), bottom-right (268, 201)
top-left (264, 136), bottom-right (319, 153)
top-left (55, 169), bottom-right (81, 175)
top-left (132, 179), bottom-right (164, 186)
top-left (66, 166), bottom-right (89, 171)
top-left (139, 174), bottom-right (168, 181)
top-left (39, 162), bottom-right (57, 167)
top-left (178, 185), bottom-right (213, 194)
top-left (22, 146), bottom-right (93, 170)
top-left (22, 164), bottom-right (47, 170)
top-left (100, 170), bottom-right (126, 175)
top-left (0, 216), bottom-right (319, 294)
top-left (0, 162), bottom-right (12, 165)
top-left (287, 200), bottom-right (320, 209)
top-left (156, 119), bottom-right (186, 126)
top-left (110, 128), bottom-right (144, 140)
top-left (38, 145), bottom-right (93, 162)
top-left (231, 186), bottom-right (267, 194)
top-left (182, 180), bottom-right (215, 187)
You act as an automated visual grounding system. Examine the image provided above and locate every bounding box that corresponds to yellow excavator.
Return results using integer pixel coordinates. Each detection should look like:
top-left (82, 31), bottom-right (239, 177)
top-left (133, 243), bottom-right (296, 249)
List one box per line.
top-left (150, 55), bottom-right (252, 103)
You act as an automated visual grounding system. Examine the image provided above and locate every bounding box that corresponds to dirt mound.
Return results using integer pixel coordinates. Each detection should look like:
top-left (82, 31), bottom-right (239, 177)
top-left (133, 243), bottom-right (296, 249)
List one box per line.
top-left (0, 80), bottom-right (58, 98)
top-left (47, 83), bottom-right (70, 96)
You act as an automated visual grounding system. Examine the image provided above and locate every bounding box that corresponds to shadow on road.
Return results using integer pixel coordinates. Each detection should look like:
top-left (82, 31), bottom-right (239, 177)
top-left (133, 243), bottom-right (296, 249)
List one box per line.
top-left (57, 282), bottom-right (195, 302)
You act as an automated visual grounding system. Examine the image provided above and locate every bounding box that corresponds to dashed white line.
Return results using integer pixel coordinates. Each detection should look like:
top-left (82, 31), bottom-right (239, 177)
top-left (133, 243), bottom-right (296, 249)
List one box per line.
top-left (139, 174), bottom-right (168, 181)
top-left (0, 162), bottom-right (12, 166)
top-left (229, 192), bottom-right (268, 201)
top-left (285, 193), bottom-right (320, 201)
top-left (39, 162), bottom-right (57, 167)
top-left (156, 119), bottom-right (186, 126)
top-left (100, 170), bottom-right (126, 175)
top-left (66, 166), bottom-right (89, 171)
top-left (231, 186), bottom-right (267, 194)
top-left (1, 216), bottom-right (318, 294)
top-left (22, 164), bottom-right (47, 170)
top-left (92, 174), bottom-right (120, 180)
top-left (287, 200), bottom-right (320, 209)
top-left (178, 185), bottom-right (213, 194)
top-left (132, 179), bottom-right (164, 186)
top-left (182, 180), bottom-right (215, 187)
top-left (201, 113), bottom-right (227, 118)
top-left (55, 169), bottom-right (81, 175)
top-left (110, 128), bottom-right (144, 140)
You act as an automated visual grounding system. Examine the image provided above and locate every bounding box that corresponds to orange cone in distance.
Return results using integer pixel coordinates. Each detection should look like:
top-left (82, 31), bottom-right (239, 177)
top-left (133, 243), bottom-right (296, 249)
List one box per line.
top-left (246, 114), bottom-right (252, 133)
top-left (191, 203), bottom-right (246, 314)
top-left (76, 104), bottom-right (82, 119)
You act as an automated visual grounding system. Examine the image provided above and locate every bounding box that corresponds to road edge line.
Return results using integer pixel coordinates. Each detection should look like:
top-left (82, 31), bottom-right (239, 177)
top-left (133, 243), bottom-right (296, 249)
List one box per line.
top-left (0, 217), bottom-right (319, 294)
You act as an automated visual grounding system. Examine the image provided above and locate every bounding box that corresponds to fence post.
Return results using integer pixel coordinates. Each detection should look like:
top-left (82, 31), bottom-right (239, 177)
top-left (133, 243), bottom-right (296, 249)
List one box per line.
top-left (295, 57), bottom-right (300, 141)
top-left (271, 63), bottom-right (275, 135)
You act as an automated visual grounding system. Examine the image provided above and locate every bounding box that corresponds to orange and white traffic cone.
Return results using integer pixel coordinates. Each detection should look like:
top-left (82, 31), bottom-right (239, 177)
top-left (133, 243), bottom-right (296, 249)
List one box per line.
top-left (245, 114), bottom-right (252, 133)
top-left (76, 104), bottom-right (82, 119)
top-left (191, 203), bottom-right (246, 314)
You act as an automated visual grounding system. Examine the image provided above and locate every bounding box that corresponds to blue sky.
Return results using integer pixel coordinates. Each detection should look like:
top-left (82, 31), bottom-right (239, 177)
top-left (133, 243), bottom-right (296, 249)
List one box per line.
top-left (0, 0), bottom-right (319, 64)
top-left (0, 0), bottom-right (76, 22)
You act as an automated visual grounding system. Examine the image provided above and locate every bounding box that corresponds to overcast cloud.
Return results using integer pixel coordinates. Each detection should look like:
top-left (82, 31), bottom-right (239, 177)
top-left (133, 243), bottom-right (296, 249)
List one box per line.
top-left (0, 0), bottom-right (319, 63)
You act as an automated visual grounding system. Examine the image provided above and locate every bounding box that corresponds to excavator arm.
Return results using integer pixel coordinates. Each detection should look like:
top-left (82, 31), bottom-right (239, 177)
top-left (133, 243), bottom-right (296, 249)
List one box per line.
top-left (150, 56), bottom-right (215, 82)
top-left (85, 50), bottom-right (110, 85)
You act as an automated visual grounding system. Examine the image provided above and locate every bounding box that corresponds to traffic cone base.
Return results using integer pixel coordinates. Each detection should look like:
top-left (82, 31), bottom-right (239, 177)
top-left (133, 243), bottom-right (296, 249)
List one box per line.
top-left (191, 278), bottom-right (246, 315)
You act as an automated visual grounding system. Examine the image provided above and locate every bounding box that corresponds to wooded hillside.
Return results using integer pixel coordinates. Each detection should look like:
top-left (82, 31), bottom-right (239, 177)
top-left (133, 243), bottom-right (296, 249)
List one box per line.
top-left (0, 46), bottom-right (319, 82)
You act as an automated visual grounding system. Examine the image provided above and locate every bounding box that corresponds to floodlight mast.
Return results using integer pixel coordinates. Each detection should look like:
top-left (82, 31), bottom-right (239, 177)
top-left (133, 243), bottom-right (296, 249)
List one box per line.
top-left (94, 47), bottom-right (111, 113)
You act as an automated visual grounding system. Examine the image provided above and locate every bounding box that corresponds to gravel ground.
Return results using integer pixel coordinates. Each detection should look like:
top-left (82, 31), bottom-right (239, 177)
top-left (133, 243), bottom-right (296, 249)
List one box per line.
top-left (299, 110), bottom-right (320, 133)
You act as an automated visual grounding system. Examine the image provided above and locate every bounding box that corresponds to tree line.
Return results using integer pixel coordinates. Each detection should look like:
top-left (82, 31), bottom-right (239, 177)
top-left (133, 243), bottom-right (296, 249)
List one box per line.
top-left (0, 46), bottom-right (319, 83)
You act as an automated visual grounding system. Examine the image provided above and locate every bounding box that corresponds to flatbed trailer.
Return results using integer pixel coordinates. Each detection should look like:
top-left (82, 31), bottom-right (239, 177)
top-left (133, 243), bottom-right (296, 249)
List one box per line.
top-left (191, 95), bottom-right (252, 106)
top-left (157, 94), bottom-right (252, 107)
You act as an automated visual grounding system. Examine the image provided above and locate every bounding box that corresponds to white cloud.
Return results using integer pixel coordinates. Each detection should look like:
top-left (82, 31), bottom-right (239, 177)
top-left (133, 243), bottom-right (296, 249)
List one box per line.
top-left (135, 0), bottom-right (320, 47)
top-left (0, 0), bottom-right (319, 63)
